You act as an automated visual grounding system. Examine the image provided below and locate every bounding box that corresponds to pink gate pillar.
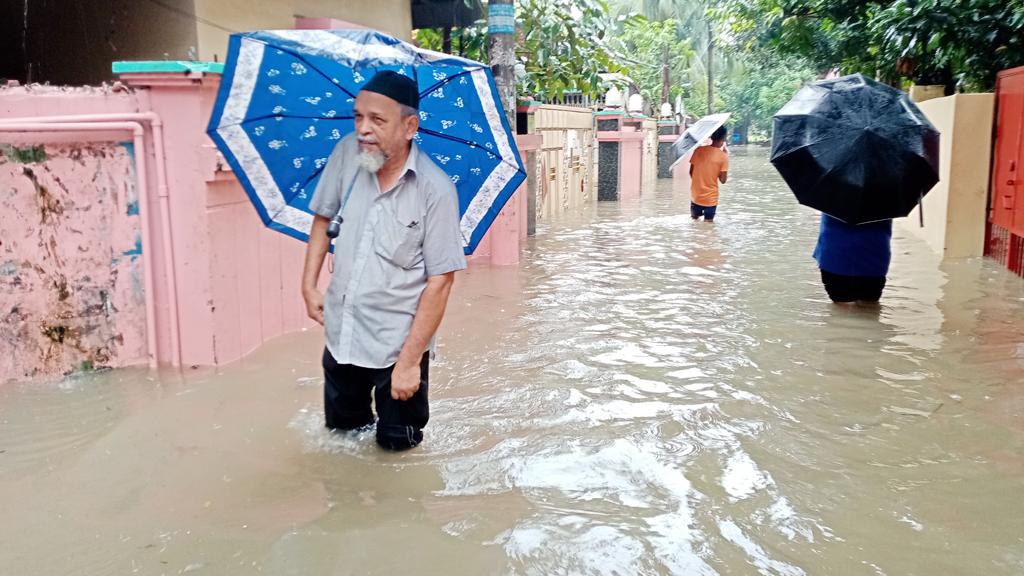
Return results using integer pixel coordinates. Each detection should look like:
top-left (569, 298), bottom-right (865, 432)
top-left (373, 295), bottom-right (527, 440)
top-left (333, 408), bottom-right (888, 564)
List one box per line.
top-left (595, 114), bottom-right (644, 202)
top-left (118, 64), bottom-right (321, 367)
top-left (617, 126), bottom-right (644, 201)
top-left (469, 134), bottom-right (541, 266)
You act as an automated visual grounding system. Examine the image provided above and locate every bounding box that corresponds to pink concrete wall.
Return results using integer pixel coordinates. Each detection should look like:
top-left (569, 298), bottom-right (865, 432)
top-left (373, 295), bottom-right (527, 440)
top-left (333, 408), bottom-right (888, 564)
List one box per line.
top-left (122, 72), bottom-right (321, 367)
top-left (0, 76), bottom-right (545, 381)
top-left (0, 142), bottom-right (147, 381)
top-left (203, 175), bottom-right (322, 363)
top-left (1, 86), bottom-right (152, 381)
top-left (596, 128), bottom-right (646, 201)
top-left (0, 78), bottom-right (323, 380)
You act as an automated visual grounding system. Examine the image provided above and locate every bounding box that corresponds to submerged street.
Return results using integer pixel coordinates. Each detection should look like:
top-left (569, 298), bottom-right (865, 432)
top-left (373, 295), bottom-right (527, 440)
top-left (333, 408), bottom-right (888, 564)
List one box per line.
top-left (3, 148), bottom-right (1024, 575)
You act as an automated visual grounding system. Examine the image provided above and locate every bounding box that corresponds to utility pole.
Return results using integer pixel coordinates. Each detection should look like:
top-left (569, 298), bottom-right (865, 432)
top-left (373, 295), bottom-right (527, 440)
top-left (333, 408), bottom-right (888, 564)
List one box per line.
top-left (706, 20), bottom-right (713, 115)
top-left (488, 0), bottom-right (517, 127)
top-left (442, 26), bottom-right (453, 54)
top-left (661, 47), bottom-right (670, 108)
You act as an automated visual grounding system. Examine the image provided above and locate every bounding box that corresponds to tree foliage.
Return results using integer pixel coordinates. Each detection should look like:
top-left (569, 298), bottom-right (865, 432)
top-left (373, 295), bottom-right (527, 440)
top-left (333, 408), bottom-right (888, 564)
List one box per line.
top-left (618, 18), bottom-right (695, 107)
top-left (515, 0), bottom-right (626, 99)
top-left (712, 0), bottom-right (1024, 91)
top-left (415, 24), bottom-right (489, 61)
top-left (414, 0), bottom-right (626, 100)
top-left (717, 51), bottom-right (816, 141)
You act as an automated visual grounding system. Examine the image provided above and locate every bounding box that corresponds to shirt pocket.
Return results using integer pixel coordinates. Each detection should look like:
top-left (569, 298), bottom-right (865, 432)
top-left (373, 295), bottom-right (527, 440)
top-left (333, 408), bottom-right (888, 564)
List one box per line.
top-left (374, 211), bottom-right (425, 270)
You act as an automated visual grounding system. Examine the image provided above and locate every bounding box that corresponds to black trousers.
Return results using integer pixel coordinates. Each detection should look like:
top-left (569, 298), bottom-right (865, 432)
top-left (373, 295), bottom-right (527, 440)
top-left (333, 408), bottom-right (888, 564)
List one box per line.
top-left (322, 348), bottom-right (430, 451)
top-left (820, 269), bottom-right (886, 303)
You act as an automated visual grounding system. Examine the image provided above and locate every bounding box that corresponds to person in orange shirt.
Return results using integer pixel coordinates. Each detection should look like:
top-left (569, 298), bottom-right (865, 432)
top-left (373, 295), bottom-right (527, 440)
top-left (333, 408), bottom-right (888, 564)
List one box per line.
top-left (689, 125), bottom-right (729, 221)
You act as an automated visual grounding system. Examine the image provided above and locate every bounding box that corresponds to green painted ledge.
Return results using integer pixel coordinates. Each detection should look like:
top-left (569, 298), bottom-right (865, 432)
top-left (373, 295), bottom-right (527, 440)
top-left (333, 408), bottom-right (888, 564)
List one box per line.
top-left (112, 61), bottom-right (225, 74)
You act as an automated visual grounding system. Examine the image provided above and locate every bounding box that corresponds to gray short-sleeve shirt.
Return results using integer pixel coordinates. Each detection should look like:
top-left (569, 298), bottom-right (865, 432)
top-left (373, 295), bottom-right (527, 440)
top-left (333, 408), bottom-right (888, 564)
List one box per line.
top-left (308, 134), bottom-right (467, 368)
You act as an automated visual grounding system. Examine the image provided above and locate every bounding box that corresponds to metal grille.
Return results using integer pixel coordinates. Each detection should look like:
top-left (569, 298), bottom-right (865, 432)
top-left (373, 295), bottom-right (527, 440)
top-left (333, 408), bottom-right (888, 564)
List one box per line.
top-left (1011, 232), bottom-right (1024, 276)
top-left (987, 223), bottom-right (1024, 277)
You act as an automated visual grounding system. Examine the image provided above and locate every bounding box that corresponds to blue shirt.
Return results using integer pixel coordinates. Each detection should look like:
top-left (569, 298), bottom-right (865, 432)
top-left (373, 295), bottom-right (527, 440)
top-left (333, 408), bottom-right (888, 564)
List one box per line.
top-left (813, 215), bottom-right (892, 277)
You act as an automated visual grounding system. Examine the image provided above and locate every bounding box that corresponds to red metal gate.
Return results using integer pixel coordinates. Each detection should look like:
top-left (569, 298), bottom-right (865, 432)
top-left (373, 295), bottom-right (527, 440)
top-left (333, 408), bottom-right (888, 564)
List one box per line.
top-left (987, 66), bottom-right (1024, 276)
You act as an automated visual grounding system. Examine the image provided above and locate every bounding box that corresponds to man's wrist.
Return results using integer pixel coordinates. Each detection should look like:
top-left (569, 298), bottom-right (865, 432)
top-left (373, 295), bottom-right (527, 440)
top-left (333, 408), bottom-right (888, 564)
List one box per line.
top-left (395, 350), bottom-right (422, 370)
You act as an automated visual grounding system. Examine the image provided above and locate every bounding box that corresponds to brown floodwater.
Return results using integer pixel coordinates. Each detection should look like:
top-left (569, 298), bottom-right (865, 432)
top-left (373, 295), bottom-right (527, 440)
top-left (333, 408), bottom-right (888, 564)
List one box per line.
top-left (2, 147), bottom-right (1024, 575)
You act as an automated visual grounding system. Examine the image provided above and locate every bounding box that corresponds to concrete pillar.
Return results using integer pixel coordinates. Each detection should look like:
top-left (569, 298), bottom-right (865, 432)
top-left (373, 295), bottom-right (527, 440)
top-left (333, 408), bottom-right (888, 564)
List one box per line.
top-left (119, 65), bottom-right (221, 366)
top-left (657, 120), bottom-right (682, 179)
top-left (900, 93), bottom-right (996, 258)
top-left (595, 111), bottom-right (644, 201)
top-left (618, 129), bottom-right (643, 201)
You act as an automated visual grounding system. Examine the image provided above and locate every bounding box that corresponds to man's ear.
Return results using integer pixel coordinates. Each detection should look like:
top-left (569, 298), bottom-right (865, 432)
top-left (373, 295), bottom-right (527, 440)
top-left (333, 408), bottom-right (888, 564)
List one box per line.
top-left (405, 114), bottom-right (420, 140)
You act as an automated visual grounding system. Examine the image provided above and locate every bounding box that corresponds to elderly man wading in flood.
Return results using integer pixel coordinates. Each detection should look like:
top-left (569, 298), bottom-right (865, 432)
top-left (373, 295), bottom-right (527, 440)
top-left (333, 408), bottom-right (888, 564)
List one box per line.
top-left (301, 71), bottom-right (466, 451)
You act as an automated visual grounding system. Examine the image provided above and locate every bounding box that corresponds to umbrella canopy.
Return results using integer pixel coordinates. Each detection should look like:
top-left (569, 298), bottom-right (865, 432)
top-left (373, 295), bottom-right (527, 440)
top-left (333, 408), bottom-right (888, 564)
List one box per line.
top-left (207, 29), bottom-right (525, 254)
top-left (669, 112), bottom-right (731, 170)
top-left (770, 73), bottom-right (940, 224)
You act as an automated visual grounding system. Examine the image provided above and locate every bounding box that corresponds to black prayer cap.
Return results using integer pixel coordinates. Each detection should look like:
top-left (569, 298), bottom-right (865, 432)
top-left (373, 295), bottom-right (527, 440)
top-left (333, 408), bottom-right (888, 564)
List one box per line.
top-left (361, 70), bottom-right (420, 110)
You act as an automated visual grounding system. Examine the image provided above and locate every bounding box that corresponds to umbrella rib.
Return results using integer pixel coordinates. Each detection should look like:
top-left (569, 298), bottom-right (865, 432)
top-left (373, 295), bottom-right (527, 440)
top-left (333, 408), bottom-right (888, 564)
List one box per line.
top-left (772, 133), bottom-right (850, 158)
top-left (417, 69), bottom-right (480, 101)
top-left (230, 113), bottom-right (356, 126)
top-left (418, 128), bottom-right (524, 171)
top-left (806, 131), bottom-right (868, 195)
top-left (244, 36), bottom-right (359, 100)
top-left (292, 163), bottom-right (332, 200)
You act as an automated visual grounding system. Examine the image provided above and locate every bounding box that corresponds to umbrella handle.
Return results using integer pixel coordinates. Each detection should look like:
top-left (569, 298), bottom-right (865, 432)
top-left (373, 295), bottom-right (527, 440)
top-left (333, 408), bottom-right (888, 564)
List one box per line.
top-left (919, 190), bottom-right (924, 228)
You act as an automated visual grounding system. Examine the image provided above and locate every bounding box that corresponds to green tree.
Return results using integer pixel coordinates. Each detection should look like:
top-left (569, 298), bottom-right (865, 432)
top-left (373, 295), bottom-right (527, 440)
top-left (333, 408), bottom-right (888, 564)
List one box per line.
top-left (515, 0), bottom-right (626, 99)
top-left (415, 0), bottom-right (626, 100)
top-left (711, 0), bottom-right (1024, 91)
top-left (610, 0), bottom-right (733, 114)
top-left (416, 23), bottom-right (489, 61)
top-left (871, 0), bottom-right (1024, 90)
top-left (618, 18), bottom-right (695, 108)
top-left (718, 52), bottom-right (816, 142)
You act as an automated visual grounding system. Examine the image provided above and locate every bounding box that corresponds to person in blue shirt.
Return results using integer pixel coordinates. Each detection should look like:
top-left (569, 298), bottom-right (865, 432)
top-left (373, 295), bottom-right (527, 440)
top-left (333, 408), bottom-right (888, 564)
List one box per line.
top-left (813, 214), bottom-right (892, 303)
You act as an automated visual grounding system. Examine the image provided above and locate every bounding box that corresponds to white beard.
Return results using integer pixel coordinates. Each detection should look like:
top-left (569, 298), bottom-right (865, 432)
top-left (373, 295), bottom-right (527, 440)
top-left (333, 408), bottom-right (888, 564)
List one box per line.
top-left (357, 148), bottom-right (387, 173)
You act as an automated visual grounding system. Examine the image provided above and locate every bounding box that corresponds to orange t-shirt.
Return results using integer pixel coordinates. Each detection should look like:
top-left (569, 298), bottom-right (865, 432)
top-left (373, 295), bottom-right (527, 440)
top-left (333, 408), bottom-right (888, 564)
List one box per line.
top-left (689, 145), bottom-right (729, 207)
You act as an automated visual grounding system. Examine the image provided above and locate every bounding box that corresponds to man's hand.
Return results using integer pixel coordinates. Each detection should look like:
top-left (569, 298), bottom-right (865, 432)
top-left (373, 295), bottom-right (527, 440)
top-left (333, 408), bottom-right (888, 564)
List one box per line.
top-left (391, 272), bottom-right (455, 401)
top-left (302, 215), bottom-right (331, 326)
top-left (303, 288), bottom-right (325, 325)
top-left (390, 361), bottom-right (420, 401)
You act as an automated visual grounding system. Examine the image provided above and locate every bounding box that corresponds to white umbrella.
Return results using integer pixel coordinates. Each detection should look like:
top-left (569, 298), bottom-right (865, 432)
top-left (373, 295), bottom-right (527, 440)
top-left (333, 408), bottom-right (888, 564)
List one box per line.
top-left (669, 112), bottom-right (731, 170)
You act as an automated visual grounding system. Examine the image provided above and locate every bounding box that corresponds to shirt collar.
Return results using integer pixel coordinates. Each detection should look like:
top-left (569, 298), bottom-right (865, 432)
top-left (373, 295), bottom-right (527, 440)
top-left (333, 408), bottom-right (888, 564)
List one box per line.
top-left (399, 141), bottom-right (420, 179)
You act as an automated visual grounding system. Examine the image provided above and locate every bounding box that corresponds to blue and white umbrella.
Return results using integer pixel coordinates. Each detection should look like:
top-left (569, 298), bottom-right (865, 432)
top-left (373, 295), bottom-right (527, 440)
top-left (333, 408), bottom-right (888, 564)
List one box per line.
top-left (207, 29), bottom-right (526, 254)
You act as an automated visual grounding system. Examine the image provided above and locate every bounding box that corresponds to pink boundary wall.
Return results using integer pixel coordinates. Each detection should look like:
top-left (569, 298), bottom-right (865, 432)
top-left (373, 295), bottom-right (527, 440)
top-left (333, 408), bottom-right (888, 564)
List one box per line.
top-left (0, 137), bottom-right (148, 380)
top-left (1, 71), bottom-right (540, 378)
top-left (1, 87), bottom-right (157, 380)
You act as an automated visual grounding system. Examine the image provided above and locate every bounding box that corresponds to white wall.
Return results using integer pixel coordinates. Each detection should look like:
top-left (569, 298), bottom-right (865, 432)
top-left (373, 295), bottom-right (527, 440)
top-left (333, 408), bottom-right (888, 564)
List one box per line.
top-left (902, 94), bottom-right (995, 258)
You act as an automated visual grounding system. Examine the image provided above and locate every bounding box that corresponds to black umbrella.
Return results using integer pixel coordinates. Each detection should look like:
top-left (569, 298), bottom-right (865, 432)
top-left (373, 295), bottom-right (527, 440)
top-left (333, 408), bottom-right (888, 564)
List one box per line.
top-left (770, 73), bottom-right (940, 224)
